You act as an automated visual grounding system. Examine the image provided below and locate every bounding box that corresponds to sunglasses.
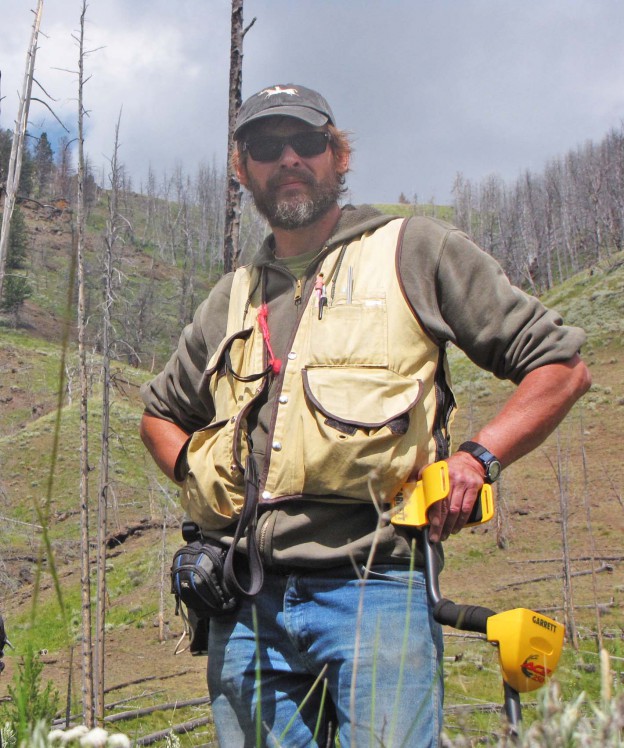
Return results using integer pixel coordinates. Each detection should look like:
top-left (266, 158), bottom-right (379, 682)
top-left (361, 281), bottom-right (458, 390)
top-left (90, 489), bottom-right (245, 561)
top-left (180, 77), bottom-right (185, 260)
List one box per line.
top-left (242, 131), bottom-right (331, 162)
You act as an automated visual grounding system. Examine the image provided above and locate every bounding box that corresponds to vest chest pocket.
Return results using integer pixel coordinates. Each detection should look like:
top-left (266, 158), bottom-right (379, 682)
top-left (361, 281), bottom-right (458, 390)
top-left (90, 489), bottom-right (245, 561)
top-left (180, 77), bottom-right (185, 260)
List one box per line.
top-left (305, 299), bottom-right (388, 367)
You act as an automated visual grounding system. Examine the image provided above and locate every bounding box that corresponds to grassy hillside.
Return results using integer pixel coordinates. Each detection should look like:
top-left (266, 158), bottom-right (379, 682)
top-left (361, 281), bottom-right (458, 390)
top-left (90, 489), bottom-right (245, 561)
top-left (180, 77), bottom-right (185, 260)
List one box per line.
top-left (0, 199), bottom-right (622, 744)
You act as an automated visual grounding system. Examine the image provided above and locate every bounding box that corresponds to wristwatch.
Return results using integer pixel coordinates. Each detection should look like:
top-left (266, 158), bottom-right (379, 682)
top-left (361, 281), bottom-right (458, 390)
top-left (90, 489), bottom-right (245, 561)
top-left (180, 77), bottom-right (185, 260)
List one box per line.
top-left (457, 441), bottom-right (502, 483)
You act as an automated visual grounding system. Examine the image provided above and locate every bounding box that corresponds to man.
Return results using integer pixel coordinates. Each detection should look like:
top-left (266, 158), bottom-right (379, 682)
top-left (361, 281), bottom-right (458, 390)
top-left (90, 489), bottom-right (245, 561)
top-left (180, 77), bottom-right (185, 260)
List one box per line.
top-left (0, 614), bottom-right (12, 675)
top-left (140, 83), bottom-right (590, 746)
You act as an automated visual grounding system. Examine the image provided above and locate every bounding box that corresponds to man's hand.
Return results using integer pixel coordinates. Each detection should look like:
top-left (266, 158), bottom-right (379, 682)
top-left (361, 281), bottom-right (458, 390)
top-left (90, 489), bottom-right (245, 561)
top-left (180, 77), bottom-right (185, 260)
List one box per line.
top-left (425, 451), bottom-right (486, 542)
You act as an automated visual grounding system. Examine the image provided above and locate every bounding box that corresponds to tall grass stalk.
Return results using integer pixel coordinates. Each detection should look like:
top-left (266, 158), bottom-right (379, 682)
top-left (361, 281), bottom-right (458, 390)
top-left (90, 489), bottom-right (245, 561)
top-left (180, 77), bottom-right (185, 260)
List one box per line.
top-left (311, 677), bottom-right (331, 745)
top-left (253, 604), bottom-right (262, 746)
top-left (278, 664), bottom-right (329, 744)
top-left (29, 243), bottom-right (77, 639)
top-left (348, 471), bottom-right (391, 746)
top-left (388, 543), bottom-right (416, 747)
top-left (369, 618), bottom-right (381, 748)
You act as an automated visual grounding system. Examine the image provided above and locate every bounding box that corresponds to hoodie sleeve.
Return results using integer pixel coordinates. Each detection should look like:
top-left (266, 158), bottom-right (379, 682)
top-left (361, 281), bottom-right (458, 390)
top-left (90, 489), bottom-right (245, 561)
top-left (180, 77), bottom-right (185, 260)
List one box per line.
top-left (140, 273), bottom-right (234, 432)
top-left (399, 217), bottom-right (586, 384)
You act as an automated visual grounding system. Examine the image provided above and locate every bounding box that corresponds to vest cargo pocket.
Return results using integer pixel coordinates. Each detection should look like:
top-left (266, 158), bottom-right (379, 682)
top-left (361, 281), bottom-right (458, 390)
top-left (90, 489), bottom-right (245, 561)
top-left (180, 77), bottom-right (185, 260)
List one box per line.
top-left (302, 368), bottom-right (422, 427)
top-left (299, 368), bottom-right (423, 498)
top-left (182, 418), bottom-right (248, 530)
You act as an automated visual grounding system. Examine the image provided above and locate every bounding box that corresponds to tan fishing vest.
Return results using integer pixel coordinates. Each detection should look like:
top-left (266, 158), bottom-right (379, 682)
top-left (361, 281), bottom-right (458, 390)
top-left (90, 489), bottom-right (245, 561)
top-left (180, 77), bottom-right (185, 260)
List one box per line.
top-left (181, 218), bottom-right (455, 531)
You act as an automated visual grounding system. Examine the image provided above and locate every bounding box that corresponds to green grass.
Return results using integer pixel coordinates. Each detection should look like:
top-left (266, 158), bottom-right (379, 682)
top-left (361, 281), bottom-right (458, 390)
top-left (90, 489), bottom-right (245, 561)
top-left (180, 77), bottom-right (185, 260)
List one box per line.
top-left (375, 202), bottom-right (456, 222)
top-left (541, 250), bottom-right (624, 346)
top-left (8, 594), bottom-right (76, 653)
top-left (442, 633), bottom-right (624, 741)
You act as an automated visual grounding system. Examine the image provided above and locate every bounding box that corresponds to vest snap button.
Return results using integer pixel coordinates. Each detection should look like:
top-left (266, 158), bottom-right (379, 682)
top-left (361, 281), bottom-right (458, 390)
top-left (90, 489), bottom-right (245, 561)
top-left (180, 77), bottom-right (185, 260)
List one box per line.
top-left (272, 441), bottom-right (282, 451)
top-left (279, 395), bottom-right (288, 404)
top-left (262, 490), bottom-right (272, 500)
top-left (288, 351), bottom-right (297, 360)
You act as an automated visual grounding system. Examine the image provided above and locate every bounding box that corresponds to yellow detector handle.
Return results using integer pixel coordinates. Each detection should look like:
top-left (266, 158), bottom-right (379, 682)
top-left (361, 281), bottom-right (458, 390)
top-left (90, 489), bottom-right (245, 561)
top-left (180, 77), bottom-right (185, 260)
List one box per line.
top-left (389, 461), bottom-right (494, 528)
top-left (487, 608), bottom-right (565, 693)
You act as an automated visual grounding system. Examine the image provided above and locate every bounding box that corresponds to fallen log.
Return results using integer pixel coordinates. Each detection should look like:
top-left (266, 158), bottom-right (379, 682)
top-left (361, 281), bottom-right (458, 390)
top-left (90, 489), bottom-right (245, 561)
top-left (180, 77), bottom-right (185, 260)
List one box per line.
top-left (105, 519), bottom-right (168, 549)
top-left (104, 669), bottom-right (191, 693)
top-left (495, 563), bottom-right (613, 591)
top-left (506, 555), bottom-right (624, 565)
top-left (104, 695), bottom-right (210, 723)
top-left (444, 700), bottom-right (537, 715)
top-left (133, 716), bottom-right (214, 746)
top-left (105, 690), bottom-right (165, 710)
top-left (537, 599), bottom-right (616, 614)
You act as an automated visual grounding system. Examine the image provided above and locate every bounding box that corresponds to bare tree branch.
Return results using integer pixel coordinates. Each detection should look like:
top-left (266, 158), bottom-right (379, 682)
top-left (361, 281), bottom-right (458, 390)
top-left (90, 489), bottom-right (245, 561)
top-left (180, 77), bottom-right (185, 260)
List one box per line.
top-left (29, 96), bottom-right (70, 131)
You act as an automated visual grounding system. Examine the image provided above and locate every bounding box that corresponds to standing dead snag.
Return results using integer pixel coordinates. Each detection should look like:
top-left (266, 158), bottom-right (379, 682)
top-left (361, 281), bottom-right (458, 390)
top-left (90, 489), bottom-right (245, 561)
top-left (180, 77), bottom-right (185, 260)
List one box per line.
top-left (0, 0), bottom-right (44, 300)
top-left (94, 111), bottom-right (124, 726)
top-left (223, 0), bottom-right (256, 274)
top-left (75, 0), bottom-right (94, 727)
top-left (555, 430), bottom-right (579, 650)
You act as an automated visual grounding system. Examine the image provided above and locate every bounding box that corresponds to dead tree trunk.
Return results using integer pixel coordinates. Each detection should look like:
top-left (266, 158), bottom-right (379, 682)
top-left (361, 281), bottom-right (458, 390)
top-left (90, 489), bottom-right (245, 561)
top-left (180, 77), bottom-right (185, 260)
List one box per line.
top-left (0, 0), bottom-right (44, 299)
top-left (158, 512), bottom-right (168, 643)
top-left (556, 431), bottom-right (578, 649)
top-left (76, 0), bottom-right (94, 726)
top-left (94, 111), bottom-right (123, 724)
top-left (223, 0), bottom-right (255, 273)
top-left (579, 410), bottom-right (603, 650)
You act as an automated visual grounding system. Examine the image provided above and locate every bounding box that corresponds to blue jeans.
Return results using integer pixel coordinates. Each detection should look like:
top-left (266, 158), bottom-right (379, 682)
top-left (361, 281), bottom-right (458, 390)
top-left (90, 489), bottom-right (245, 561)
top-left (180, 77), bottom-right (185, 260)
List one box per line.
top-left (208, 565), bottom-right (444, 747)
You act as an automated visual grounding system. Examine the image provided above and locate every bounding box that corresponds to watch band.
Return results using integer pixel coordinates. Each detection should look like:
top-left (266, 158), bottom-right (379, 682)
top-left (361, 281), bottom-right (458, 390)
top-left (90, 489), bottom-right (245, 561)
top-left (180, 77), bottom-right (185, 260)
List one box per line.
top-left (457, 440), bottom-right (502, 483)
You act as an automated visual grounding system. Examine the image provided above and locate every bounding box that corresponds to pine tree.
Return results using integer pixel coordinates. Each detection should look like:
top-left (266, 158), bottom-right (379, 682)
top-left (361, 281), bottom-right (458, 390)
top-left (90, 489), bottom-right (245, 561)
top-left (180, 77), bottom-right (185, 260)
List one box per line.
top-left (18, 138), bottom-right (34, 197)
top-left (0, 206), bottom-right (31, 324)
top-left (0, 129), bottom-right (12, 191)
top-left (33, 132), bottom-right (54, 198)
top-left (55, 136), bottom-right (74, 198)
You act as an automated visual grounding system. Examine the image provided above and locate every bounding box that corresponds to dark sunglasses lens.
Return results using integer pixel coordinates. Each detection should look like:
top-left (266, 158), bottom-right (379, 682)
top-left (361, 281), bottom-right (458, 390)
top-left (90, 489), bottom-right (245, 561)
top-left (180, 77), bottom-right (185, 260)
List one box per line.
top-left (246, 132), bottom-right (329, 162)
top-left (246, 138), bottom-right (283, 162)
top-left (290, 132), bottom-right (329, 157)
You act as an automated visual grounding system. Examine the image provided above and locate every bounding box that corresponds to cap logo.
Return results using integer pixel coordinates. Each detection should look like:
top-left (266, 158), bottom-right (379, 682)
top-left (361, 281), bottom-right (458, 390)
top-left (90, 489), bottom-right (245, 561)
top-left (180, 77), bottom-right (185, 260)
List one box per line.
top-left (261, 85), bottom-right (298, 98)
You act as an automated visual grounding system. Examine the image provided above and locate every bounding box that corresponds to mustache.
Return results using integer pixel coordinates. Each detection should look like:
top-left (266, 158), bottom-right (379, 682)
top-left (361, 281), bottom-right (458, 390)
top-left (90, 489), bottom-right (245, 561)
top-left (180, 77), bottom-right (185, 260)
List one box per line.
top-left (267, 168), bottom-right (316, 190)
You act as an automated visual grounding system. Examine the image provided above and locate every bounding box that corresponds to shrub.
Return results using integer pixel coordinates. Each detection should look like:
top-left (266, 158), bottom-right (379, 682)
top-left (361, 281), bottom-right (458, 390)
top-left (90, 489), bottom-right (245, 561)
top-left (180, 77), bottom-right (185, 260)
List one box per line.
top-left (0, 644), bottom-right (60, 744)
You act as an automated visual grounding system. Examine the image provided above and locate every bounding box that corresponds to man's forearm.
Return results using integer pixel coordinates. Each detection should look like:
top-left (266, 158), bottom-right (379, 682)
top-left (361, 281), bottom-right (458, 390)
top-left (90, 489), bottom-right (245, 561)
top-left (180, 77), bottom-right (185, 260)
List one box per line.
top-left (140, 412), bottom-right (190, 483)
top-left (429, 354), bottom-right (591, 541)
top-left (472, 353), bottom-right (592, 467)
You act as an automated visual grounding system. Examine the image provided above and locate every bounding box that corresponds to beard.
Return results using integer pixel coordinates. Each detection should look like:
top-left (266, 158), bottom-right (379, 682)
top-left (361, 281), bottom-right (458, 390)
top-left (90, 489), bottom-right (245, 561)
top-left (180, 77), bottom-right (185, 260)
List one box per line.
top-left (246, 167), bottom-right (342, 229)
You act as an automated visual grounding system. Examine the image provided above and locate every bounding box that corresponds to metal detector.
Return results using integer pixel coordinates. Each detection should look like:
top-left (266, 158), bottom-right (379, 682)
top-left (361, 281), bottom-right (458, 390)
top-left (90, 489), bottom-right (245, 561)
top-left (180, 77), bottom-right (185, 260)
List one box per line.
top-left (388, 462), bottom-right (564, 734)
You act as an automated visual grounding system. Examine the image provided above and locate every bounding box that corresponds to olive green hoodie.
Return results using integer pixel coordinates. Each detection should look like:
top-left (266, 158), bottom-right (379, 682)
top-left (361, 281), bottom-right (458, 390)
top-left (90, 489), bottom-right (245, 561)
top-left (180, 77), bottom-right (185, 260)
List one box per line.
top-left (141, 205), bottom-right (585, 569)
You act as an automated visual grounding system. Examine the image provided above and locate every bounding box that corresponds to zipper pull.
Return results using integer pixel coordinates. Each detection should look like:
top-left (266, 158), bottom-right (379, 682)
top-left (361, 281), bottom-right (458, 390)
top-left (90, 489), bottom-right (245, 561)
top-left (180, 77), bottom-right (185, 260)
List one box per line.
top-left (294, 278), bottom-right (302, 305)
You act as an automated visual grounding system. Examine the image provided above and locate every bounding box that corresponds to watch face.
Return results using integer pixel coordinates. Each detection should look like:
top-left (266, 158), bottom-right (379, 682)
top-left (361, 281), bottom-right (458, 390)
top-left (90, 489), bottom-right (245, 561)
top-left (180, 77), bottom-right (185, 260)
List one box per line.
top-left (487, 460), bottom-right (502, 482)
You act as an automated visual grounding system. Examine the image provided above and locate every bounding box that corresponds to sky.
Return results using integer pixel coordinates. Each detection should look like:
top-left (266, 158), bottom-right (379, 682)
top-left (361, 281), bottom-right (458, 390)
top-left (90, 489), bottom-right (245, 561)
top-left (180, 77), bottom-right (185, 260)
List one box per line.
top-left (2, 0), bottom-right (624, 206)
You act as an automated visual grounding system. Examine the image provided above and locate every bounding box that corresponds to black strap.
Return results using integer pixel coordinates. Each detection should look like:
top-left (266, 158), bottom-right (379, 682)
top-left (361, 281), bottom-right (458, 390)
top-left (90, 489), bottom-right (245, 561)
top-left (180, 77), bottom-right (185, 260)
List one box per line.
top-left (224, 347), bottom-right (273, 382)
top-left (223, 453), bottom-right (264, 598)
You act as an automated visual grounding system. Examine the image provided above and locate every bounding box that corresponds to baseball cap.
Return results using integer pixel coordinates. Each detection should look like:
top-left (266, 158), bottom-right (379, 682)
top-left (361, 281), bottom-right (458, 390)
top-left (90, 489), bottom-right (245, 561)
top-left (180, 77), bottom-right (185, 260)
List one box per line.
top-left (234, 84), bottom-right (335, 138)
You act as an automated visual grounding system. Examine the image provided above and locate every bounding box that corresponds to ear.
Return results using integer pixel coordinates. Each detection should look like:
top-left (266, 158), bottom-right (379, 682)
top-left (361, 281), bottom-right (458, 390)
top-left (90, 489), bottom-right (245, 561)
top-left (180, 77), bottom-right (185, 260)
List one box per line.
top-left (334, 150), bottom-right (350, 177)
top-left (234, 149), bottom-right (249, 188)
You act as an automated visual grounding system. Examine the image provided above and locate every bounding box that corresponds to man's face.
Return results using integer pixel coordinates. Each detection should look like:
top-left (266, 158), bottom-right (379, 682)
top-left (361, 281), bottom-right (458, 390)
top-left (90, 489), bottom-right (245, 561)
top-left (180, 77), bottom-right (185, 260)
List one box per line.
top-left (237, 118), bottom-right (347, 230)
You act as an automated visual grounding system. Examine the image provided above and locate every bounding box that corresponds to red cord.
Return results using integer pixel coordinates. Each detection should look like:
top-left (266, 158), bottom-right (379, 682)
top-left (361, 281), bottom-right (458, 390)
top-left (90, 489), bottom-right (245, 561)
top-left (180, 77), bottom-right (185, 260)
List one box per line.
top-left (257, 303), bottom-right (282, 374)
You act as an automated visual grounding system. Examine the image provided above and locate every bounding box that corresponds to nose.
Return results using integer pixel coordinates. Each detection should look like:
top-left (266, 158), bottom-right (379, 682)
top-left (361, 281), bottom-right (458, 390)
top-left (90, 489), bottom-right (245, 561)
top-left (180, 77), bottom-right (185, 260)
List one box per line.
top-left (278, 144), bottom-right (301, 167)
